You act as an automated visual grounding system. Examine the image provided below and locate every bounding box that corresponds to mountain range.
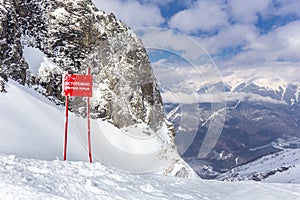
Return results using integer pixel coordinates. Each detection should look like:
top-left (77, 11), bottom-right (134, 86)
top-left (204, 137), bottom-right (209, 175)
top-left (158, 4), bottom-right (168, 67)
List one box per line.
top-left (163, 66), bottom-right (300, 180)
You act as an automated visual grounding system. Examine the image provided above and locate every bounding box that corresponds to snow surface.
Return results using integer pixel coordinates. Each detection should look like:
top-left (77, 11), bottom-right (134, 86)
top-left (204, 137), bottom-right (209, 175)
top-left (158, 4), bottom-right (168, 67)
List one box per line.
top-left (23, 46), bottom-right (46, 75)
top-left (0, 80), bottom-right (86, 161)
top-left (218, 148), bottom-right (300, 184)
top-left (0, 154), bottom-right (299, 200)
top-left (0, 79), bottom-right (191, 175)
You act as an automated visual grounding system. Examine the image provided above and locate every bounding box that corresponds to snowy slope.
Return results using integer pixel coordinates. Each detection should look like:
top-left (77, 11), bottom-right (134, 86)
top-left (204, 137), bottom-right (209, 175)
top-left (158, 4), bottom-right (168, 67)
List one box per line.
top-left (0, 80), bottom-right (87, 161)
top-left (0, 79), bottom-right (194, 176)
top-left (0, 154), bottom-right (299, 200)
top-left (218, 148), bottom-right (300, 183)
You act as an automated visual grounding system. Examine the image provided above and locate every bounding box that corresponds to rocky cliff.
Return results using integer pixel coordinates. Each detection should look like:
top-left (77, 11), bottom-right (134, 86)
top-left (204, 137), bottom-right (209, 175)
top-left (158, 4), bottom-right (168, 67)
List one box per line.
top-left (0, 0), bottom-right (194, 177)
top-left (1, 0), bottom-right (165, 131)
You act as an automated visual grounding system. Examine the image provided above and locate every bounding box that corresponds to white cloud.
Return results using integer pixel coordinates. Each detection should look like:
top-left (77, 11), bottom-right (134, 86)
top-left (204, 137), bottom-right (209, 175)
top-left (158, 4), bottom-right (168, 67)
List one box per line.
top-left (199, 24), bottom-right (258, 55)
top-left (222, 19), bottom-right (300, 67)
top-left (161, 91), bottom-right (287, 105)
top-left (137, 28), bottom-right (210, 62)
top-left (276, 0), bottom-right (300, 16)
top-left (92, 0), bottom-right (164, 28)
top-left (228, 0), bottom-right (272, 23)
top-left (90, 0), bottom-right (300, 69)
top-left (152, 61), bottom-right (213, 94)
top-left (270, 20), bottom-right (300, 61)
top-left (227, 92), bottom-right (287, 105)
top-left (168, 0), bottom-right (228, 33)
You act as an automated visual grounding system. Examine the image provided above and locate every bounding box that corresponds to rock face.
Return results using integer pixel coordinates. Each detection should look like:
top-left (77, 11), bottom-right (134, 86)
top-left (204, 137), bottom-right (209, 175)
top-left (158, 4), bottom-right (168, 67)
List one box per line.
top-left (0, 0), bottom-right (28, 85)
top-left (0, 0), bottom-right (195, 177)
top-left (1, 0), bottom-right (164, 131)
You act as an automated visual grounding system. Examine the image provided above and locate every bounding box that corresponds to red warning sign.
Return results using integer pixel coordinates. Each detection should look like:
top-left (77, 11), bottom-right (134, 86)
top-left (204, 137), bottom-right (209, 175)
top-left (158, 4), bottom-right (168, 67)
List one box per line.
top-left (62, 69), bottom-right (93, 163)
top-left (63, 74), bottom-right (92, 97)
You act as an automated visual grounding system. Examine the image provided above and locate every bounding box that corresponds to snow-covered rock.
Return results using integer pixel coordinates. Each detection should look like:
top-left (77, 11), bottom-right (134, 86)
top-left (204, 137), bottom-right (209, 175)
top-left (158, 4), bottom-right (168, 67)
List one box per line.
top-left (0, 0), bottom-right (28, 85)
top-left (0, 0), bottom-right (195, 177)
top-left (1, 0), bottom-right (165, 131)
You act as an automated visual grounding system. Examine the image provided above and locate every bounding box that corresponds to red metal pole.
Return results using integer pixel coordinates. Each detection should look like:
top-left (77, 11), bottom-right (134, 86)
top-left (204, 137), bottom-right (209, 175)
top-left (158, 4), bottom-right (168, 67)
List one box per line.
top-left (64, 95), bottom-right (69, 161)
top-left (87, 67), bottom-right (92, 163)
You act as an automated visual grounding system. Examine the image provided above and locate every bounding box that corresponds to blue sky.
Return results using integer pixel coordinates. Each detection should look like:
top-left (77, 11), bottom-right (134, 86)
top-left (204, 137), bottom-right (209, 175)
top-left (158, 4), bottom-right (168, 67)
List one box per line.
top-left (92, 0), bottom-right (300, 69)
